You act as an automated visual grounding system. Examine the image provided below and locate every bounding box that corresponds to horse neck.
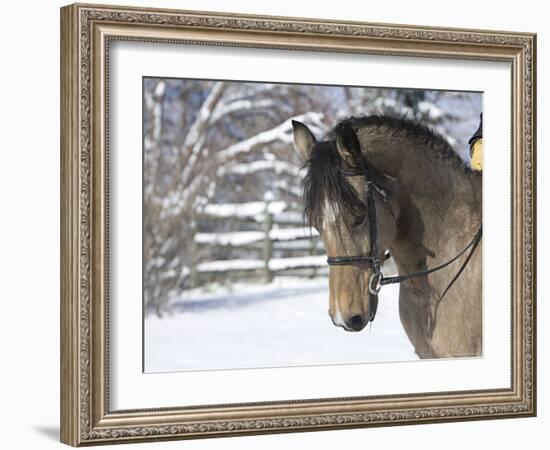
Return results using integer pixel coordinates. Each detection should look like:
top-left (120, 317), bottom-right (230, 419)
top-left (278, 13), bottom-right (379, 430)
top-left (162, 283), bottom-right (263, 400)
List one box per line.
top-left (361, 130), bottom-right (482, 274)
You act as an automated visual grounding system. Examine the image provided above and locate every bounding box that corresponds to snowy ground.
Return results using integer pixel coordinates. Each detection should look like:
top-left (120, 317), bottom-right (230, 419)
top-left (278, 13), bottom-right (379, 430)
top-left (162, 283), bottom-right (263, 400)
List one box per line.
top-left (145, 276), bottom-right (417, 372)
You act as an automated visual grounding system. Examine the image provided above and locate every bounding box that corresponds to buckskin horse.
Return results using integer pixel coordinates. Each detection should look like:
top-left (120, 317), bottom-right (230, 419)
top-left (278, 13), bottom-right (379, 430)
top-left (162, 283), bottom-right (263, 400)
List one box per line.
top-left (292, 116), bottom-right (482, 358)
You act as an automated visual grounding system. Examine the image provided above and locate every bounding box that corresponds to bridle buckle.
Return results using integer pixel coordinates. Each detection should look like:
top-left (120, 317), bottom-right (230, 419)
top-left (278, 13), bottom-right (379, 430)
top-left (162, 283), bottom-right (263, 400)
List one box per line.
top-left (369, 272), bottom-right (382, 295)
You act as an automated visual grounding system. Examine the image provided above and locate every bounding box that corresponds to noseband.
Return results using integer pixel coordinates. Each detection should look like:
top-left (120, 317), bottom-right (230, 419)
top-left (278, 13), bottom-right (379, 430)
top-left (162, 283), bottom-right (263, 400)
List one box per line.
top-left (325, 164), bottom-right (482, 322)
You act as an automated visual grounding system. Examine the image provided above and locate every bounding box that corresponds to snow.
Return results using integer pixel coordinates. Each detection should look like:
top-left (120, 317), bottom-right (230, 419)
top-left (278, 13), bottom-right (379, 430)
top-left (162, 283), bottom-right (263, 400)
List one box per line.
top-left (197, 259), bottom-right (264, 272)
top-left (373, 97), bottom-right (398, 110)
top-left (181, 81), bottom-right (225, 153)
top-left (216, 112), bottom-right (324, 160)
top-left (144, 277), bottom-right (417, 372)
top-left (196, 255), bottom-right (326, 272)
top-left (211, 98), bottom-right (275, 123)
top-left (270, 227), bottom-right (319, 241)
top-left (195, 230), bottom-right (264, 246)
top-left (219, 159), bottom-right (303, 177)
top-left (268, 255), bottom-right (326, 270)
top-left (194, 227), bottom-right (319, 246)
top-left (153, 80), bottom-right (166, 97)
top-left (200, 200), bottom-right (287, 218)
top-left (417, 100), bottom-right (443, 120)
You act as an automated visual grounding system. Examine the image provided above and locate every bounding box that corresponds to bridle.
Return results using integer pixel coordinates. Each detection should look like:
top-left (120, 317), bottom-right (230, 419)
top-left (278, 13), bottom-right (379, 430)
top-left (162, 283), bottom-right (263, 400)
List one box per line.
top-left (325, 163), bottom-right (482, 322)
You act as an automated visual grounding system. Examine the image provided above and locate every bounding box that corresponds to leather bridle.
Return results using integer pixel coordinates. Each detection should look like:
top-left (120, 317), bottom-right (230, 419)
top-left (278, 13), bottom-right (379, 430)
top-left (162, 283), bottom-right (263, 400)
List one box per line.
top-left (325, 163), bottom-right (482, 322)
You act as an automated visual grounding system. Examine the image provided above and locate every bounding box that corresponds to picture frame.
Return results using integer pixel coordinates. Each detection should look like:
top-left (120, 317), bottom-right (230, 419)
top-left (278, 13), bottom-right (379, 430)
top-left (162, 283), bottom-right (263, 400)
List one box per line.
top-left (60, 2), bottom-right (536, 446)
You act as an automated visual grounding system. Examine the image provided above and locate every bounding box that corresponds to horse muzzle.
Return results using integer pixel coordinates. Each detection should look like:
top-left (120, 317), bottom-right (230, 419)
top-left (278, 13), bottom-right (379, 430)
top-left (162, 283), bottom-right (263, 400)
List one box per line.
top-left (330, 310), bottom-right (370, 332)
top-left (345, 314), bottom-right (368, 331)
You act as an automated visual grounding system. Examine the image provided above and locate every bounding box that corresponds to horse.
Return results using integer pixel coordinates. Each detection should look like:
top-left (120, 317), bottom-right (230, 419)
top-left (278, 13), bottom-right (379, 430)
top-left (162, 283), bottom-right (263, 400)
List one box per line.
top-left (292, 116), bottom-right (482, 358)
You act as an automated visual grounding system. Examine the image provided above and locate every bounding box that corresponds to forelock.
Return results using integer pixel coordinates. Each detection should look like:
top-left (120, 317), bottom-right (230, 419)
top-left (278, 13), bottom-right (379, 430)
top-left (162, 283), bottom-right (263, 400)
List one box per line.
top-left (302, 141), bottom-right (366, 230)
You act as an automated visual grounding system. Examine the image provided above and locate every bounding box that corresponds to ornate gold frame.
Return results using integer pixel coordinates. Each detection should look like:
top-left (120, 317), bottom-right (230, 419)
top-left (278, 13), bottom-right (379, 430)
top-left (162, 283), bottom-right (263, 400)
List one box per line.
top-left (60, 3), bottom-right (536, 446)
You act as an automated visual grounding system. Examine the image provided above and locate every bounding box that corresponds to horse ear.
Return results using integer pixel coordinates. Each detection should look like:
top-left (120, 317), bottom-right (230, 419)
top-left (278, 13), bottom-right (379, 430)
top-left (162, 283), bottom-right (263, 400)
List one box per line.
top-left (292, 120), bottom-right (317, 161)
top-left (335, 124), bottom-right (362, 167)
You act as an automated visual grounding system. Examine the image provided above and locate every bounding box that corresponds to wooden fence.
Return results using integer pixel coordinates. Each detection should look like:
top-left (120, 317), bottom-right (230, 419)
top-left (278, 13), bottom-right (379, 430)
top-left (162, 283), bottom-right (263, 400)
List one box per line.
top-left (190, 200), bottom-right (326, 287)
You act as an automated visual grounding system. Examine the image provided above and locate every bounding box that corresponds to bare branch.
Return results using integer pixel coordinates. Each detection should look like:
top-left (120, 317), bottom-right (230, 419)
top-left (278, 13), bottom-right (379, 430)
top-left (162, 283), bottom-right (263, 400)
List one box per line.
top-left (211, 98), bottom-right (276, 123)
top-left (216, 112), bottom-right (325, 160)
top-left (181, 81), bottom-right (226, 152)
top-left (218, 159), bottom-right (304, 178)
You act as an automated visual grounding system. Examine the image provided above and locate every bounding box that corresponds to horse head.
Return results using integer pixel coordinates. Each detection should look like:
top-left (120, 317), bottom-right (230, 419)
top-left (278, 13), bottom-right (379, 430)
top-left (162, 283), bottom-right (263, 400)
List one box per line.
top-left (292, 120), bottom-right (398, 332)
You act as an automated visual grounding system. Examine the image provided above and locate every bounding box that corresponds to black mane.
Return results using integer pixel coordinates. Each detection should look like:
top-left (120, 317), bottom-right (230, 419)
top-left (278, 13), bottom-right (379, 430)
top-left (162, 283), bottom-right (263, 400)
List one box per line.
top-left (330, 115), bottom-right (469, 172)
top-left (302, 115), bottom-right (472, 229)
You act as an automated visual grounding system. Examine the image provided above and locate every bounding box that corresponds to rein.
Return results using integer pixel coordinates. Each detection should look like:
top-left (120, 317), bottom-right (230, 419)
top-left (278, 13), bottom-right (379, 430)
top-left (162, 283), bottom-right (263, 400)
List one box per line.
top-left (325, 165), bottom-right (482, 314)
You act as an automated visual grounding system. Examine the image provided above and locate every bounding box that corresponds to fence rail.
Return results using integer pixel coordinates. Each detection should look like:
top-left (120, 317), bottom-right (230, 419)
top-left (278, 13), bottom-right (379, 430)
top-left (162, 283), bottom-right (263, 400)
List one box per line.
top-left (191, 200), bottom-right (324, 286)
top-left (195, 227), bottom-right (319, 247)
top-left (197, 255), bottom-right (326, 273)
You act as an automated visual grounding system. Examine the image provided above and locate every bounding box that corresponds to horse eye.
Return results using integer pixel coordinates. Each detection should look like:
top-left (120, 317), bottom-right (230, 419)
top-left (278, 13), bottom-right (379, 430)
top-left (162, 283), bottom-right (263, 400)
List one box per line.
top-left (353, 216), bottom-right (366, 228)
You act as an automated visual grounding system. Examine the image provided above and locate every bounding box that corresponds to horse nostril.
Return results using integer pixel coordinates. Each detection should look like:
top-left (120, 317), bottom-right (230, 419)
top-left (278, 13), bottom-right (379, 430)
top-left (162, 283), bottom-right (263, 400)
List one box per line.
top-left (349, 314), bottom-right (366, 331)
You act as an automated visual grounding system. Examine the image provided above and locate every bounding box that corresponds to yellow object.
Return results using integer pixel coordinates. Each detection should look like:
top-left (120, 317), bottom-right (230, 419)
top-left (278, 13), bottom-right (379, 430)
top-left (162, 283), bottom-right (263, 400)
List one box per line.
top-left (470, 138), bottom-right (483, 171)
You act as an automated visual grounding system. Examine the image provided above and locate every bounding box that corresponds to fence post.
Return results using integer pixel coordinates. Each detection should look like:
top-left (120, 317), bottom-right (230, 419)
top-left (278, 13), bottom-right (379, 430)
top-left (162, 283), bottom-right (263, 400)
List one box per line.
top-left (263, 198), bottom-right (274, 283)
top-left (190, 220), bottom-right (199, 289)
